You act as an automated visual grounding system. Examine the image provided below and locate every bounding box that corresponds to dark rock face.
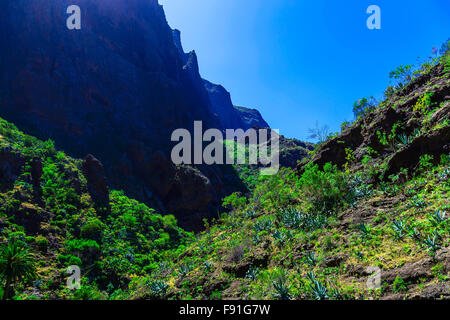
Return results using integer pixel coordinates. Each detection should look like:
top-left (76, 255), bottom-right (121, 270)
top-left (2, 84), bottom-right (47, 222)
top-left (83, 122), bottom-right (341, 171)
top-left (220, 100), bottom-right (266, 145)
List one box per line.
top-left (384, 125), bottom-right (450, 178)
top-left (173, 29), bottom-right (270, 131)
top-left (0, 148), bottom-right (26, 191)
top-left (321, 254), bottom-right (348, 268)
top-left (30, 157), bottom-right (43, 199)
top-left (298, 125), bottom-right (363, 174)
top-left (82, 154), bottom-right (109, 208)
top-left (203, 80), bottom-right (270, 130)
top-left (0, 0), bottom-right (262, 227)
top-left (382, 258), bottom-right (435, 283)
top-left (233, 106), bottom-right (270, 129)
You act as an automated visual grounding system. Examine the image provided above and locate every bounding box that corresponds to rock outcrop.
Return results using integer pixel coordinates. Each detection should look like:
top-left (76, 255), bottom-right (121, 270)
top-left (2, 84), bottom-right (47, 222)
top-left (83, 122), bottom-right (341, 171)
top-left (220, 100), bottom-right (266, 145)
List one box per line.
top-left (0, 148), bottom-right (26, 191)
top-left (297, 63), bottom-right (450, 180)
top-left (82, 154), bottom-right (109, 208)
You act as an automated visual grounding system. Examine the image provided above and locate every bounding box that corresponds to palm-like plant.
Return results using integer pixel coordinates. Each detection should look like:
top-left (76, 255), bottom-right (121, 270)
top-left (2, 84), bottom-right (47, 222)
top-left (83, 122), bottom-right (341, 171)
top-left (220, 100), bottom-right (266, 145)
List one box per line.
top-left (0, 241), bottom-right (36, 300)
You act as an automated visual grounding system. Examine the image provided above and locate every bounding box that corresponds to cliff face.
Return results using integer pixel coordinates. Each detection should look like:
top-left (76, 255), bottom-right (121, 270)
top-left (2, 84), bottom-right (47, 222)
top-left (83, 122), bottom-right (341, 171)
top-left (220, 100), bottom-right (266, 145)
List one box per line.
top-left (0, 0), bottom-right (219, 153)
top-left (0, 0), bottom-right (274, 229)
top-left (173, 29), bottom-right (270, 131)
top-left (0, 0), bottom-right (225, 227)
top-left (203, 80), bottom-right (270, 130)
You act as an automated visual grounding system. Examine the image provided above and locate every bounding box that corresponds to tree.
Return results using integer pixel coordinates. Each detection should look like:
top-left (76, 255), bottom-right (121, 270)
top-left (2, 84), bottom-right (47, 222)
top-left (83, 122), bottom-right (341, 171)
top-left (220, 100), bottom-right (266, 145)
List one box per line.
top-left (389, 65), bottom-right (414, 88)
top-left (0, 241), bottom-right (36, 300)
top-left (307, 121), bottom-right (330, 144)
top-left (353, 96), bottom-right (378, 119)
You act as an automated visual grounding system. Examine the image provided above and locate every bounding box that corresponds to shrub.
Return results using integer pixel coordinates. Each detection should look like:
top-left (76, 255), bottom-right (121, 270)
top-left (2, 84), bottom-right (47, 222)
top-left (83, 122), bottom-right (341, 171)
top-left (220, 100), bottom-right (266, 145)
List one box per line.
top-left (389, 65), bottom-right (414, 88)
top-left (297, 162), bottom-right (351, 214)
top-left (307, 121), bottom-right (330, 144)
top-left (222, 193), bottom-right (247, 210)
top-left (80, 219), bottom-right (104, 241)
top-left (393, 276), bottom-right (407, 293)
top-left (271, 274), bottom-right (291, 300)
top-left (353, 96), bottom-right (377, 119)
top-left (35, 236), bottom-right (49, 251)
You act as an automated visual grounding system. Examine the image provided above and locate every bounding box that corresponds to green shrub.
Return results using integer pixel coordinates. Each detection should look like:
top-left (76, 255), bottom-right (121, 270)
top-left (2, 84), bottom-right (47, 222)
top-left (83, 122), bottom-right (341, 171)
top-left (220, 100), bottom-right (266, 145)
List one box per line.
top-left (35, 236), bottom-right (49, 251)
top-left (222, 192), bottom-right (247, 210)
top-left (389, 65), bottom-right (414, 88)
top-left (297, 162), bottom-right (351, 214)
top-left (80, 219), bottom-right (104, 241)
top-left (353, 96), bottom-right (377, 119)
top-left (393, 276), bottom-right (407, 293)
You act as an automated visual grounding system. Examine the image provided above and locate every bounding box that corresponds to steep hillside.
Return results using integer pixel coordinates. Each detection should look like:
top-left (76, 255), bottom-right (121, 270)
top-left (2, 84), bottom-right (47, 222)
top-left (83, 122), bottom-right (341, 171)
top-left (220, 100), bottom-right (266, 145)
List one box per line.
top-left (126, 49), bottom-right (449, 300)
top-left (0, 117), bottom-right (193, 299)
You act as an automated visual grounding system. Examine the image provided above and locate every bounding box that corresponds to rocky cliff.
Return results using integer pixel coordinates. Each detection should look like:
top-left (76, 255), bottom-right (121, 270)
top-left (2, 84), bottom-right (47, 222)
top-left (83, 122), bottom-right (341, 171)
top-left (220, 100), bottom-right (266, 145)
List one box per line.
top-left (0, 0), bottom-right (273, 229)
top-left (173, 29), bottom-right (270, 131)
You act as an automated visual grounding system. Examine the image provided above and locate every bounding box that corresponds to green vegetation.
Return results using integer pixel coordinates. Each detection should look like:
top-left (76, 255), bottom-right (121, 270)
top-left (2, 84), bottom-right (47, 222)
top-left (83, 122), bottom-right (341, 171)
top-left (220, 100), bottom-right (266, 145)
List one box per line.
top-left (0, 241), bottom-right (36, 300)
top-left (0, 41), bottom-right (449, 300)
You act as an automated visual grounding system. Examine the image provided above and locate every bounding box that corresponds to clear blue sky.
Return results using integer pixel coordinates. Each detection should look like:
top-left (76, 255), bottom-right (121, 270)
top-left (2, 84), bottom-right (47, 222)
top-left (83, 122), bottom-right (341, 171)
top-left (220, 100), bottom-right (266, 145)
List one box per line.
top-left (159, 0), bottom-right (450, 141)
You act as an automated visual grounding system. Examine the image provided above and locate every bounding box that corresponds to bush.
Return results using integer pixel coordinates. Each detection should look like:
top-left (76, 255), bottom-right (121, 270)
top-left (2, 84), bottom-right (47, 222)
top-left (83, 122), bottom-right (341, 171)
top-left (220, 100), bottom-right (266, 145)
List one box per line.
top-left (389, 65), bottom-right (414, 88)
top-left (297, 162), bottom-right (351, 214)
top-left (222, 192), bottom-right (247, 210)
top-left (393, 276), bottom-right (407, 293)
top-left (80, 219), bottom-right (104, 241)
top-left (35, 236), bottom-right (49, 251)
top-left (353, 96), bottom-right (377, 119)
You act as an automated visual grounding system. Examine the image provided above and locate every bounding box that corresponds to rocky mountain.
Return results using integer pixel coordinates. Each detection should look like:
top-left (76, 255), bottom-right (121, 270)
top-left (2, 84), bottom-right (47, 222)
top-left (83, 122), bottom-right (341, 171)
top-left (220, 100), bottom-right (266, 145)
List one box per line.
top-left (172, 28), bottom-right (270, 131)
top-left (203, 80), bottom-right (270, 130)
top-left (0, 0), bottom-right (280, 229)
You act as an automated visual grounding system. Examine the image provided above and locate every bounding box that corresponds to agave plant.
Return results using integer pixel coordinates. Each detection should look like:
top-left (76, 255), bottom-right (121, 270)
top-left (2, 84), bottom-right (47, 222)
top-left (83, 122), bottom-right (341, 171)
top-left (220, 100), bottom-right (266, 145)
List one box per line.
top-left (305, 251), bottom-right (318, 266)
top-left (396, 133), bottom-right (411, 148)
top-left (409, 195), bottom-right (427, 209)
top-left (149, 280), bottom-right (169, 298)
top-left (272, 275), bottom-right (291, 300)
top-left (254, 218), bottom-right (274, 233)
top-left (244, 210), bottom-right (257, 219)
top-left (430, 210), bottom-right (446, 225)
top-left (438, 167), bottom-right (449, 181)
top-left (203, 261), bottom-right (213, 273)
top-left (178, 264), bottom-right (193, 278)
top-left (272, 230), bottom-right (285, 241)
top-left (358, 222), bottom-right (372, 238)
top-left (245, 266), bottom-right (259, 281)
top-left (408, 227), bottom-right (422, 242)
top-left (422, 234), bottom-right (440, 253)
top-left (392, 220), bottom-right (406, 240)
top-left (280, 208), bottom-right (303, 229)
top-left (307, 272), bottom-right (329, 300)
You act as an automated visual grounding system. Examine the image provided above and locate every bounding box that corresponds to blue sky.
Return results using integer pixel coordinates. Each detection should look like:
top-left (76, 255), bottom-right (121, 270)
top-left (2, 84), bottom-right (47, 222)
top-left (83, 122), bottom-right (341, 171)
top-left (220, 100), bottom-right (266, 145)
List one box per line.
top-left (159, 0), bottom-right (450, 141)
